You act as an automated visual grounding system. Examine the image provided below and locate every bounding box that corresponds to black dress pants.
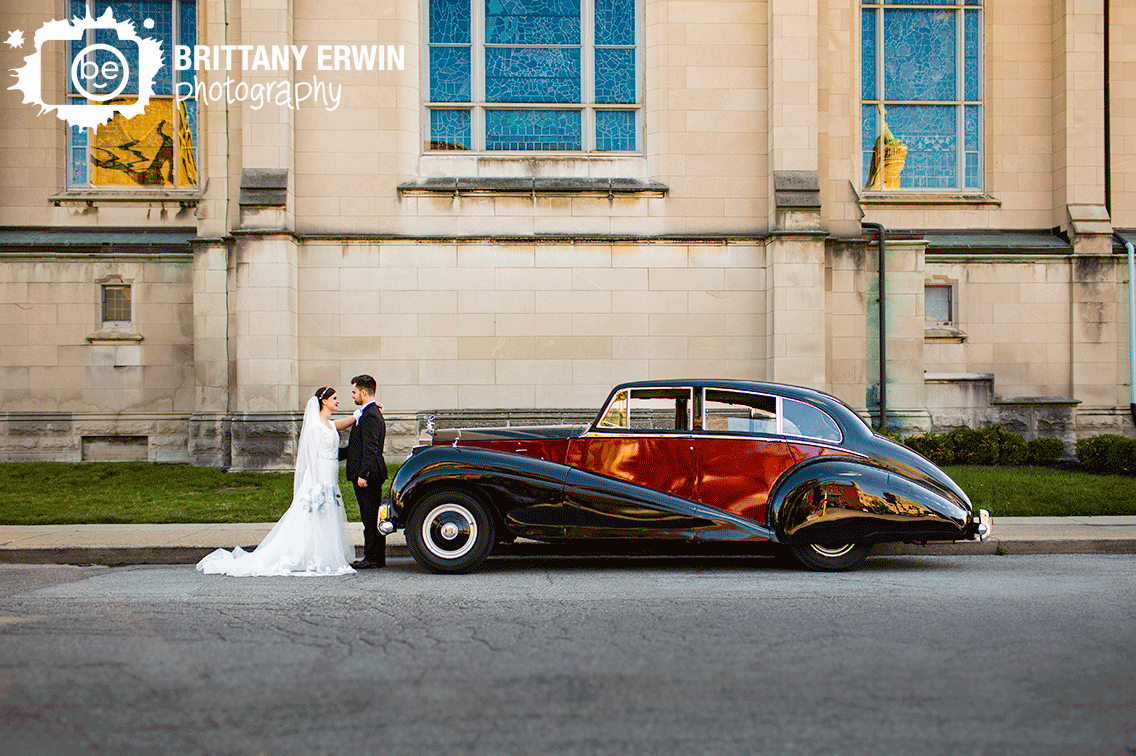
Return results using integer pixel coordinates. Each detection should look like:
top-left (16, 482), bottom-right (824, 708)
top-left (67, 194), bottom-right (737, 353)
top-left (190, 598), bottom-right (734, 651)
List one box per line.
top-left (352, 481), bottom-right (386, 565)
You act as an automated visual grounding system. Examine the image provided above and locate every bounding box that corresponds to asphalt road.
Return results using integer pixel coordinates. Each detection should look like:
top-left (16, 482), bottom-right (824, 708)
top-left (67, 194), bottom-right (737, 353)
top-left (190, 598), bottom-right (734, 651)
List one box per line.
top-left (0, 553), bottom-right (1134, 756)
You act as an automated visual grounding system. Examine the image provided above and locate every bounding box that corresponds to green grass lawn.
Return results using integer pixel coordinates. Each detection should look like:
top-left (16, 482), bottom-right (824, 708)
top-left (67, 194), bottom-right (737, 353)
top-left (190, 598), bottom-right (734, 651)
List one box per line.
top-left (0, 461), bottom-right (1132, 525)
top-left (0, 462), bottom-right (399, 526)
top-left (943, 465), bottom-right (1136, 517)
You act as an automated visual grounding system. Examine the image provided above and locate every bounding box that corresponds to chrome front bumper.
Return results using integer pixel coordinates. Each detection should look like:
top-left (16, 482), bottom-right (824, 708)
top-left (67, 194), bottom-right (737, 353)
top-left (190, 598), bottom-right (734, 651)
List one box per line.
top-left (377, 501), bottom-right (397, 535)
top-left (971, 508), bottom-right (992, 541)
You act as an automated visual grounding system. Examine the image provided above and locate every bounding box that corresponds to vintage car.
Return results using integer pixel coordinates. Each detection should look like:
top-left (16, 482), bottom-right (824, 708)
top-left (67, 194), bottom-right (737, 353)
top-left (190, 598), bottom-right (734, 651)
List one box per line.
top-left (383, 380), bottom-right (991, 573)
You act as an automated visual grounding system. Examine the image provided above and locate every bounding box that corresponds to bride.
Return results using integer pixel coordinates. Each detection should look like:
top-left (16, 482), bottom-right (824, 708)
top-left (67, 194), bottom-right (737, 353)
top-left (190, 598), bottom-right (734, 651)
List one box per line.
top-left (197, 387), bottom-right (358, 576)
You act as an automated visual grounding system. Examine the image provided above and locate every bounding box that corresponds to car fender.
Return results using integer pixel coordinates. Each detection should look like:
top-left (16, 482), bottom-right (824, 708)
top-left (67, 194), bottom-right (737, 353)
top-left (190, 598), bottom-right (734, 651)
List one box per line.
top-left (767, 456), bottom-right (970, 546)
top-left (391, 445), bottom-right (574, 533)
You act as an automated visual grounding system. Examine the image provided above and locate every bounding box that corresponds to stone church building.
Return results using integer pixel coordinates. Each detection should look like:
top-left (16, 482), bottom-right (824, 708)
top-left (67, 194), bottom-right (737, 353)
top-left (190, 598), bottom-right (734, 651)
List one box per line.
top-left (1, 0), bottom-right (1134, 468)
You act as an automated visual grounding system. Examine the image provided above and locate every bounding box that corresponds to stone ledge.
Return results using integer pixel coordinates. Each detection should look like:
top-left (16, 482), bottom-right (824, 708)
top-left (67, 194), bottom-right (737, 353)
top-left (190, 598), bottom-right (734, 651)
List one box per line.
top-left (397, 177), bottom-right (668, 197)
top-left (49, 191), bottom-right (200, 207)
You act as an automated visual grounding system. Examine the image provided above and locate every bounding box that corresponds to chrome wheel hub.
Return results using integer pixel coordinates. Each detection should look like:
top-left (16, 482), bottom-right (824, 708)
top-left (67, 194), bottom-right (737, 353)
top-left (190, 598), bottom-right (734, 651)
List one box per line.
top-left (421, 502), bottom-right (477, 560)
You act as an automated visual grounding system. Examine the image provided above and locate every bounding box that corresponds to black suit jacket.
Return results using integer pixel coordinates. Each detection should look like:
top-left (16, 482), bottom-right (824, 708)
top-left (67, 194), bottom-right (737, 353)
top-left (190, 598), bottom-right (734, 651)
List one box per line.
top-left (340, 402), bottom-right (387, 485)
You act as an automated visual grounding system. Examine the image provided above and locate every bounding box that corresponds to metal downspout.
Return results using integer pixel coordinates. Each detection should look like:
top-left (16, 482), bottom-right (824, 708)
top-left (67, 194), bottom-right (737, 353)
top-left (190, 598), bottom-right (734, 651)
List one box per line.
top-left (1118, 233), bottom-right (1136, 426)
top-left (1105, 0), bottom-right (1111, 217)
top-left (863, 222), bottom-right (887, 430)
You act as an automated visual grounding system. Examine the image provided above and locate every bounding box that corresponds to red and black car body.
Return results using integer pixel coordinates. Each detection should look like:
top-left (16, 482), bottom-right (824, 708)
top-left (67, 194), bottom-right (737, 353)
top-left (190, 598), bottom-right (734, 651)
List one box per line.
top-left (387, 380), bottom-right (991, 573)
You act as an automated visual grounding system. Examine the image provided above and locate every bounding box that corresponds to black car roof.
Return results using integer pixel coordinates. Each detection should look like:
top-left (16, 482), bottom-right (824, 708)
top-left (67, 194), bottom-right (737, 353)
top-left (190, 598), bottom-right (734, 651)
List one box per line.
top-left (612, 379), bottom-right (836, 404)
top-left (607, 379), bottom-right (870, 436)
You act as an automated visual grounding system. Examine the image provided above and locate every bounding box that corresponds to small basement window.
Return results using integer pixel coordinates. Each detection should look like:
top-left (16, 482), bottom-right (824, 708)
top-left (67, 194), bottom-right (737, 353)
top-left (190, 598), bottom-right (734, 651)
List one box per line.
top-left (925, 283), bottom-right (953, 326)
top-left (102, 284), bottom-right (132, 327)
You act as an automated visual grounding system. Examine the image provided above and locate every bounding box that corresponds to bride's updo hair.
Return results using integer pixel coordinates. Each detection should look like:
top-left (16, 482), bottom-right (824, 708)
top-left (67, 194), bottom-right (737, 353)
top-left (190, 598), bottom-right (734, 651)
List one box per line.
top-left (315, 386), bottom-right (336, 406)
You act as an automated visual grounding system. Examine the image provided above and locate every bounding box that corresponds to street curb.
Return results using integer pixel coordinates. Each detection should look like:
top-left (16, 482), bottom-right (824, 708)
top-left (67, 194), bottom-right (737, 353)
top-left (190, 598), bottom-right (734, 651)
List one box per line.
top-left (2, 539), bottom-right (1135, 567)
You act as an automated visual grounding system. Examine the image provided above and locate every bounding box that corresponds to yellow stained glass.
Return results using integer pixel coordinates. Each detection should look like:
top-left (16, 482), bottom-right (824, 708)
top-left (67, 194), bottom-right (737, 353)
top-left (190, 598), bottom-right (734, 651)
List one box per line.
top-left (90, 98), bottom-right (196, 188)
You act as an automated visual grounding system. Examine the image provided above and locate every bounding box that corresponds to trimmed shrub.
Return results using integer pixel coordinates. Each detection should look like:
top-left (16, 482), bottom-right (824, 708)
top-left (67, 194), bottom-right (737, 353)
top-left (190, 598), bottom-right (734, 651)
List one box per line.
top-left (1027, 438), bottom-right (1066, 465)
top-left (1076, 434), bottom-right (1136, 474)
top-left (945, 427), bottom-right (986, 465)
top-left (1106, 437), bottom-right (1136, 474)
top-left (983, 426), bottom-right (1028, 466)
top-left (903, 433), bottom-right (954, 466)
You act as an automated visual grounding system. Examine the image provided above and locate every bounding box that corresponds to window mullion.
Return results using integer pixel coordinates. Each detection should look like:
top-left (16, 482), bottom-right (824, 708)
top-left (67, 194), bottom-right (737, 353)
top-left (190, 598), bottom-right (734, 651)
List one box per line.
top-left (472, 0), bottom-right (484, 151)
top-left (956, 7), bottom-right (964, 190)
top-left (582, 0), bottom-right (593, 151)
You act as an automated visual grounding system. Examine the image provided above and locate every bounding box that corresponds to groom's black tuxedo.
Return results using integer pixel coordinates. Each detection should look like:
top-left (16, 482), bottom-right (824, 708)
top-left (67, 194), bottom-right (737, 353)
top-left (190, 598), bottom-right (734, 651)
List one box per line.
top-left (340, 401), bottom-right (387, 565)
top-left (341, 401), bottom-right (386, 486)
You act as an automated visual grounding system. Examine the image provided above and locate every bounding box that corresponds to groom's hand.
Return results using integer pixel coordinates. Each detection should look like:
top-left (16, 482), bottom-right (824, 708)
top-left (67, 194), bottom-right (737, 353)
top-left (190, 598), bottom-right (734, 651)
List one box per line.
top-left (357, 477), bottom-right (367, 487)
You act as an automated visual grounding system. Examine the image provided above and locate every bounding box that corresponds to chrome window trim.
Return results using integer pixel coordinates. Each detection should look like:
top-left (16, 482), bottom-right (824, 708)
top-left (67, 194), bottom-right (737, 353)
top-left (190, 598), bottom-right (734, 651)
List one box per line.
top-left (591, 386), bottom-right (694, 433)
top-left (699, 387), bottom-right (844, 445)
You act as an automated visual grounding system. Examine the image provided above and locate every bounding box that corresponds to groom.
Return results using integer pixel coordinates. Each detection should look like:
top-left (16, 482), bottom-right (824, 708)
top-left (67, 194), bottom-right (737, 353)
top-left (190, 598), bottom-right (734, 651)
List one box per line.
top-left (341, 374), bottom-right (387, 569)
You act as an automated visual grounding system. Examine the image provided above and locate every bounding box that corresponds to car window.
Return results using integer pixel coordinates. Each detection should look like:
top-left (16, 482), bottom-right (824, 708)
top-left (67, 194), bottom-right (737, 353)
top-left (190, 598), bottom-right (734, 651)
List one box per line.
top-left (782, 399), bottom-right (842, 442)
top-left (596, 388), bottom-right (692, 431)
top-left (703, 389), bottom-right (778, 434)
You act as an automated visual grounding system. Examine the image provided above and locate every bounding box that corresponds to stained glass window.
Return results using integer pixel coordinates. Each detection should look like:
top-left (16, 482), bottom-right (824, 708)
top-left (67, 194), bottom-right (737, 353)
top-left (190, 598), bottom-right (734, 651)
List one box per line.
top-left (67, 0), bottom-right (197, 188)
top-left (426, 0), bottom-right (638, 152)
top-left (861, 1), bottom-right (981, 191)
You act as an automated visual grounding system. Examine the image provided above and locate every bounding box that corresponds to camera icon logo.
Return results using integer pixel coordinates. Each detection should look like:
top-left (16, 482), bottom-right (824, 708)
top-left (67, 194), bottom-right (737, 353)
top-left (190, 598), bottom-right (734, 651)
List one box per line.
top-left (70, 42), bottom-right (133, 101)
top-left (9, 7), bottom-right (164, 129)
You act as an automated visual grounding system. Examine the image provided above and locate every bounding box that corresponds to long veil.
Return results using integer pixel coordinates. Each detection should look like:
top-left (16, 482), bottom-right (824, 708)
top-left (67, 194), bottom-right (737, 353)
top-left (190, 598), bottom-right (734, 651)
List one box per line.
top-left (293, 396), bottom-right (323, 499)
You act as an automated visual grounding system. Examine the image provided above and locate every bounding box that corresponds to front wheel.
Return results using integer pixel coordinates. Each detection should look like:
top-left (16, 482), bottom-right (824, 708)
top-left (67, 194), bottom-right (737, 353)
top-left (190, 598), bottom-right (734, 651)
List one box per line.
top-left (789, 542), bottom-right (871, 572)
top-left (406, 489), bottom-right (496, 574)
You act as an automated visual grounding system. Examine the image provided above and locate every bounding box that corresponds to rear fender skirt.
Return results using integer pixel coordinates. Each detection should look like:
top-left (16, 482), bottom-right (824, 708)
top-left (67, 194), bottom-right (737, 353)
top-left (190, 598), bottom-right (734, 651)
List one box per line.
top-left (767, 457), bottom-right (970, 546)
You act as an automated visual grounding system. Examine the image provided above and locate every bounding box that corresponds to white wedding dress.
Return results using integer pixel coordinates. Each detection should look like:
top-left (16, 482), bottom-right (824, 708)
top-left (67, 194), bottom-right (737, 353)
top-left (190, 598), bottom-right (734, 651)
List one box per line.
top-left (197, 397), bottom-right (356, 576)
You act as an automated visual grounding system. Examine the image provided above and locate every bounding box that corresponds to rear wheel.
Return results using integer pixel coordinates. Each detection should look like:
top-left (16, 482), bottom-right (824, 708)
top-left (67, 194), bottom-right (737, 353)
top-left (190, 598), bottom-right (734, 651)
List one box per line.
top-left (406, 489), bottom-right (495, 574)
top-left (789, 542), bottom-right (871, 572)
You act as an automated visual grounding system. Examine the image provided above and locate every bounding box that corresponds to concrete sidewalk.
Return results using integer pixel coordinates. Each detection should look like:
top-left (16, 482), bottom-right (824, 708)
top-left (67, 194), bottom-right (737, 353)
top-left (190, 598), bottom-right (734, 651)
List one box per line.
top-left (1, 517), bottom-right (1135, 565)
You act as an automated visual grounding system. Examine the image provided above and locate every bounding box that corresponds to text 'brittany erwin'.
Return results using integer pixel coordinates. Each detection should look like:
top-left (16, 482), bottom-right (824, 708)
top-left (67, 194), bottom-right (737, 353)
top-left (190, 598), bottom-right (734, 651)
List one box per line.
top-left (173, 45), bottom-right (406, 73)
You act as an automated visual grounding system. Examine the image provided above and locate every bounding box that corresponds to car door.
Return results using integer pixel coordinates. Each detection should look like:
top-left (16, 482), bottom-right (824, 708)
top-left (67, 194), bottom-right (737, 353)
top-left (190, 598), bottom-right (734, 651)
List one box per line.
top-left (562, 387), bottom-right (702, 538)
top-left (691, 387), bottom-right (800, 526)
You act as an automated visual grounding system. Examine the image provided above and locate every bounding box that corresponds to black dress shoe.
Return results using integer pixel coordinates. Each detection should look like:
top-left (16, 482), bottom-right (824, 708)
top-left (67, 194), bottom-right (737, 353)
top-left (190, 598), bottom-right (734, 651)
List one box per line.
top-left (351, 559), bottom-right (384, 569)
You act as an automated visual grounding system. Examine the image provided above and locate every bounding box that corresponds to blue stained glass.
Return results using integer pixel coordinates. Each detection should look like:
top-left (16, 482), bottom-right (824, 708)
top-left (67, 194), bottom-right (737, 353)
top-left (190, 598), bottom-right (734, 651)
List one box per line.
top-left (430, 109), bottom-right (472, 150)
top-left (965, 104), bottom-right (980, 188)
top-left (965, 152), bottom-right (979, 189)
top-left (69, 112), bottom-right (88, 187)
top-left (179, 0), bottom-right (196, 88)
top-left (965, 9), bottom-right (980, 100)
top-left (431, 0), bottom-right (471, 44)
top-left (71, 147), bottom-right (88, 185)
top-left (884, 0), bottom-right (954, 4)
top-left (93, 1), bottom-right (174, 95)
top-left (485, 109), bottom-right (581, 150)
top-left (596, 110), bottom-right (635, 151)
top-left (485, 47), bottom-right (580, 103)
top-left (861, 9), bottom-right (877, 100)
top-left (182, 96), bottom-right (197, 158)
top-left (486, 0), bottom-right (579, 45)
top-left (965, 0), bottom-right (982, 5)
top-left (964, 104), bottom-right (978, 150)
top-left (886, 104), bottom-right (956, 189)
top-left (595, 0), bottom-right (633, 46)
top-left (862, 104), bottom-right (878, 188)
top-left (595, 47), bottom-right (634, 103)
top-left (67, 1), bottom-right (85, 94)
top-left (883, 9), bottom-right (956, 101)
top-left (430, 46), bottom-right (471, 101)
